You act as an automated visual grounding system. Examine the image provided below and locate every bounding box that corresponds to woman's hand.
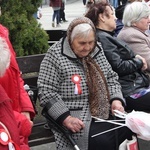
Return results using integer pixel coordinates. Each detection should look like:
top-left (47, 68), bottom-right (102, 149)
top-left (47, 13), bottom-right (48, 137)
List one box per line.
top-left (21, 111), bottom-right (33, 127)
top-left (136, 55), bottom-right (147, 71)
top-left (111, 100), bottom-right (125, 115)
top-left (63, 116), bottom-right (85, 133)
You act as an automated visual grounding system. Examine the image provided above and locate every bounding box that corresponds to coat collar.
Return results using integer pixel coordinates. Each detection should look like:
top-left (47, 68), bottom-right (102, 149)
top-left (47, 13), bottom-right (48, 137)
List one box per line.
top-left (96, 28), bottom-right (115, 36)
top-left (61, 36), bottom-right (102, 60)
top-left (123, 26), bottom-right (150, 37)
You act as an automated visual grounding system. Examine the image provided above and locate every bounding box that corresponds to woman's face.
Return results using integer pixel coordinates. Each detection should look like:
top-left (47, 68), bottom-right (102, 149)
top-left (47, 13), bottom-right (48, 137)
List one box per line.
top-left (71, 30), bottom-right (95, 58)
top-left (133, 15), bottom-right (150, 32)
top-left (100, 6), bottom-right (117, 31)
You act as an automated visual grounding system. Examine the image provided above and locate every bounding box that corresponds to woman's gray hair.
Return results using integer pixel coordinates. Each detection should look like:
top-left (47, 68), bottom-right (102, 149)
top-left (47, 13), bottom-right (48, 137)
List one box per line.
top-left (70, 23), bottom-right (93, 43)
top-left (123, 2), bottom-right (150, 27)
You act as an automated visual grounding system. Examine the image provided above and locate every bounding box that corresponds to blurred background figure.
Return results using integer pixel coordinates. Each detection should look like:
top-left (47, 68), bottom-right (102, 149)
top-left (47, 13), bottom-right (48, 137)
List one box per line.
top-left (49, 0), bottom-right (62, 27)
top-left (83, 0), bottom-right (87, 5)
top-left (114, 4), bottom-right (125, 36)
top-left (33, 5), bottom-right (42, 19)
top-left (86, 0), bottom-right (95, 12)
top-left (110, 0), bottom-right (118, 8)
top-left (59, 0), bottom-right (68, 23)
top-left (37, 5), bottom-right (42, 19)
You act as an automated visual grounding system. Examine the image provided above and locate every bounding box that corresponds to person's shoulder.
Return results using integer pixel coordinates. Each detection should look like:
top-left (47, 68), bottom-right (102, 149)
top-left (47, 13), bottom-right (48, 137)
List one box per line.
top-left (121, 27), bottom-right (145, 37)
top-left (120, 27), bottom-right (138, 34)
top-left (96, 29), bottom-right (110, 39)
top-left (47, 39), bottom-right (62, 54)
top-left (118, 27), bottom-right (131, 38)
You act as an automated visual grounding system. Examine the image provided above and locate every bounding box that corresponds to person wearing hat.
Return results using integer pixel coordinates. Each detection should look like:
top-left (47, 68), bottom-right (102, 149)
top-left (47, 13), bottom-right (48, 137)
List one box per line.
top-left (37, 16), bottom-right (133, 150)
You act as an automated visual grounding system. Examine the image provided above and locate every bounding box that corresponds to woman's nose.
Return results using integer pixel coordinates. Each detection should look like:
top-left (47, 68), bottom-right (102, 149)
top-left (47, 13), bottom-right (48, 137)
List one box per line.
top-left (84, 44), bottom-right (91, 50)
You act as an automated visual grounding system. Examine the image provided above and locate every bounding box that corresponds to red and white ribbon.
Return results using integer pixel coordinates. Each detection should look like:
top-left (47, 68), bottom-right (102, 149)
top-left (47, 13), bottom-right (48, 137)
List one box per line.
top-left (72, 74), bottom-right (82, 95)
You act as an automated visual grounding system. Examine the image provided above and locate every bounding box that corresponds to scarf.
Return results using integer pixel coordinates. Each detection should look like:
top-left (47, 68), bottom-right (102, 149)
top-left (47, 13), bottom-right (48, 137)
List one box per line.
top-left (82, 56), bottom-right (110, 119)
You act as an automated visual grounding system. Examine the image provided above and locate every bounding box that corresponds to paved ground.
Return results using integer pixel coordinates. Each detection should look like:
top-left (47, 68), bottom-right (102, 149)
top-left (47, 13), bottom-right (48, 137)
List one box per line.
top-left (38, 0), bottom-right (86, 31)
top-left (30, 142), bottom-right (56, 150)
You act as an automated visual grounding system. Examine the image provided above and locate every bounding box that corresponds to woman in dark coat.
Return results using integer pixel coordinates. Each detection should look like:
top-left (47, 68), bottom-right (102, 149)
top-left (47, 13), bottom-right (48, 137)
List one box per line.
top-left (85, 2), bottom-right (150, 112)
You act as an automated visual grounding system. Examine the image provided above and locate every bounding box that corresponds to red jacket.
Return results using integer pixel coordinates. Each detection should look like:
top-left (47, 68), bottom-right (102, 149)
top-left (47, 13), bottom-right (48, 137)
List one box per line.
top-left (0, 24), bottom-right (35, 118)
top-left (0, 85), bottom-right (20, 150)
top-left (49, 0), bottom-right (62, 8)
top-left (0, 24), bottom-right (35, 150)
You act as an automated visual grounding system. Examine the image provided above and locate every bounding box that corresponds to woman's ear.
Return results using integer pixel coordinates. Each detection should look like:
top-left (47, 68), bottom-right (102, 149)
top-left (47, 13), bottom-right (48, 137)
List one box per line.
top-left (99, 13), bottom-right (105, 23)
top-left (132, 22), bottom-right (137, 27)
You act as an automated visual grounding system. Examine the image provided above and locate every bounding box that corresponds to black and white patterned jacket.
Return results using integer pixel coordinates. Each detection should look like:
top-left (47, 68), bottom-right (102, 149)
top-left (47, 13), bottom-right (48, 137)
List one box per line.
top-left (37, 37), bottom-right (125, 150)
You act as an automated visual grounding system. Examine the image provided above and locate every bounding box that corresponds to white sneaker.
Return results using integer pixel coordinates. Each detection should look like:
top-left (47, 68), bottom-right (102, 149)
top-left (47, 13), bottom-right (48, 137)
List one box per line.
top-left (52, 22), bottom-right (55, 27)
top-left (56, 24), bottom-right (61, 27)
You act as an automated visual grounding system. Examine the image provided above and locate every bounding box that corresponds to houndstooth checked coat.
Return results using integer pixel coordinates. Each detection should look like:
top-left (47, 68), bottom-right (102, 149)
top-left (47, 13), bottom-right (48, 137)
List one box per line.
top-left (37, 37), bottom-right (125, 150)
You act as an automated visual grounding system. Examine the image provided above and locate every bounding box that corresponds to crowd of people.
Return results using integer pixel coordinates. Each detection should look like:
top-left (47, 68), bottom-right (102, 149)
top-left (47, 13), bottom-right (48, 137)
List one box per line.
top-left (38, 16), bottom-right (133, 150)
top-left (85, 1), bottom-right (150, 112)
top-left (0, 0), bottom-right (150, 150)
top-left (38, 0), bottom-right (150, 150)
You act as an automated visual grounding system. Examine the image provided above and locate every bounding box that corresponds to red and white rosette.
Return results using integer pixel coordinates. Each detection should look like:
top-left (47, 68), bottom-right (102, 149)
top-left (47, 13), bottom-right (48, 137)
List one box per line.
top-left (0, 129), bottom-right (19, 150)
top-left (72, 74), bottom-right (82, 95)
top-left (0, 121), bottom-right (20, 150)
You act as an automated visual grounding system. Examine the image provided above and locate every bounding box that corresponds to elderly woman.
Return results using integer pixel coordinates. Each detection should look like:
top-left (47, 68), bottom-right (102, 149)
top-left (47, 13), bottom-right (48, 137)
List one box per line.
top-left (37, 17), bottom-right (132, 150)
top-left (85, 2), bottom-right (150, 112)
top-left (117, 2), bottom-right (150, 75)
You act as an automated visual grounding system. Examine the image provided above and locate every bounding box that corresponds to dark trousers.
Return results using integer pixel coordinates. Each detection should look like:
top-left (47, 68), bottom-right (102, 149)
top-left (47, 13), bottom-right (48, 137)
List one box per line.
top-left (60, 3), bottom-right (66, 21)
top-left (88, 117), bottom-right (133, 150)
top-left (83, 0), bottom-right (86, 5)
top-left (125, 92), bottom-right (150, 112)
